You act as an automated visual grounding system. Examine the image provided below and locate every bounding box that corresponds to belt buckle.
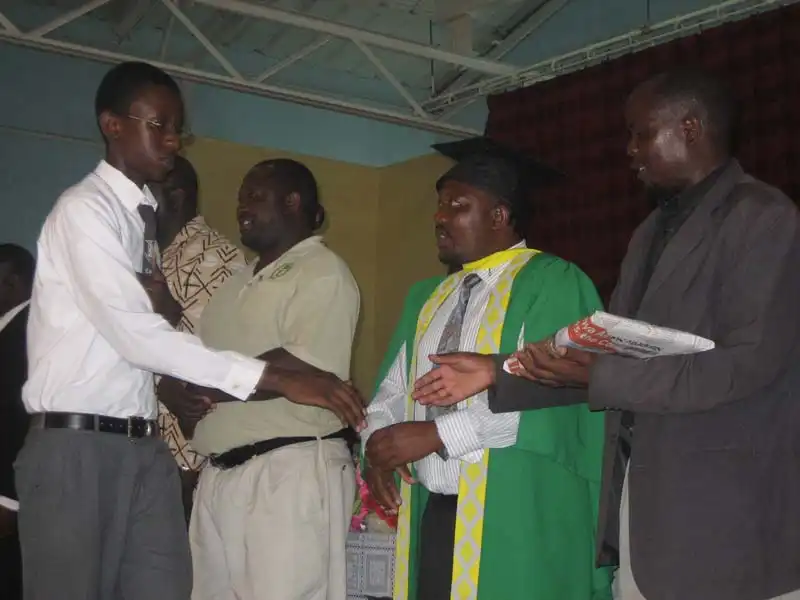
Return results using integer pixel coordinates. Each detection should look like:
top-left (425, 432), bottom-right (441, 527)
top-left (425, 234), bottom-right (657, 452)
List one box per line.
top-left (127, 416), bottom-right (149, 439)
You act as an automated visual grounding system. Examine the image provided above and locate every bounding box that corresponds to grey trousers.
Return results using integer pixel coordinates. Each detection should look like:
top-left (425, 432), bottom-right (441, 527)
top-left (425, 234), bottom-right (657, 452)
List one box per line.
top-left (14, 428), bottom-right (192, 600)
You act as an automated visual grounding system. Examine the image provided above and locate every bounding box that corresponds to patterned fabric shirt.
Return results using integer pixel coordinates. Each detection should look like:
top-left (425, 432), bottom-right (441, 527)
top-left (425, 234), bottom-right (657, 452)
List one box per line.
top-left (158, 216), bottom-right (246, 470)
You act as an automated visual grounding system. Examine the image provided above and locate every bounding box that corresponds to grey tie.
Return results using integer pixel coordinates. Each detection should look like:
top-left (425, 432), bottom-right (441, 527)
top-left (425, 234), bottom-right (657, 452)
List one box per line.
top-left (426, 273), bottom-right (481, 420)
top-left (137, 204), bottom-right (158, 276)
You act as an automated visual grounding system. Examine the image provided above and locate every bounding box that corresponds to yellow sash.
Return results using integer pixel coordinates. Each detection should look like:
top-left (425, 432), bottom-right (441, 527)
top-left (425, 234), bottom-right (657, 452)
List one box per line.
top-left (393, 249), bottom-right (538, 600)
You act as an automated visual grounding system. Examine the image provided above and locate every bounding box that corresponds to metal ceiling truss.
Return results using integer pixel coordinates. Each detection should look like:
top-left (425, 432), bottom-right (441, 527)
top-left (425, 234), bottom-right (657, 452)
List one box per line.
top-left (0, 0), bottom-right (485, 136)
top-left (0, 0), bottom-right (793, 137)
top-left (432, 0), bottom-right (572, 99)
top-left (426, 0), bottom-right (799, 114)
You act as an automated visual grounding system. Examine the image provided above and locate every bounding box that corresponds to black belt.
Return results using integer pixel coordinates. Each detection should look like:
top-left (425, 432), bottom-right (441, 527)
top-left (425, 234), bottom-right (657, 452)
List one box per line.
top-left (30, 412), bottom-right (159, 439)
top-left (209, 428), bottom-right (349, 470)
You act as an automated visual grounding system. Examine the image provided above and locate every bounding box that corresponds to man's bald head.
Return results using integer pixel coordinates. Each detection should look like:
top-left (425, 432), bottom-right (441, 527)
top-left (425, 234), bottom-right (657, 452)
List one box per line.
top-left (626, 68), bottom-right (738, 195)
top-left (636, 68), bottom-right (737, 157)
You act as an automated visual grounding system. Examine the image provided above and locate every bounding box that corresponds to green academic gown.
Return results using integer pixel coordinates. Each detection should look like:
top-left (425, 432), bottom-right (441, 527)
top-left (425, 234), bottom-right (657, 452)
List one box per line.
top-left (372, 252), bottom-right (613, 600)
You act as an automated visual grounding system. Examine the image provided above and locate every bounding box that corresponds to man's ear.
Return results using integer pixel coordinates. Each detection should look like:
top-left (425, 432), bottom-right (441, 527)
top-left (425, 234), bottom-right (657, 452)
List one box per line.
top-left (98, 110), bottom-right (123, 142)
top-left (491, 203), bottom-right (512, 230)
top-left (682, 114), bottom-right (703, 145)
top-left (285, 191), bottom-right (301, 213)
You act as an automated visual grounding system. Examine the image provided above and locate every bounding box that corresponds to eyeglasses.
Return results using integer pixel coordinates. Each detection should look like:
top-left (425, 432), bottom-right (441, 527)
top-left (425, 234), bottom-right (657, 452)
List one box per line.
top-left (126, 114), bottom-right (184, 138)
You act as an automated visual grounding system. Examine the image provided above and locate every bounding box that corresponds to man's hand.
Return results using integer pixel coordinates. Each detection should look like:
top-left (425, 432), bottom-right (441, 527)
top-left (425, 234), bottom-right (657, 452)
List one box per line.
top-left (365, 422), bottom-right (443, 471)
top-left (264, 366), bottom-right (366, 431)
top-left (158, 377), bottom-right (214, 420)
top-left (412, 352), bottom-right (496, 407)
top-left (139, 269), bottom-right (182, 327)
top-left (363, 464), bottom-right (414, 515)
top-left (0, 505), bottom-right (17, 539)
top-left (158, 377), bottom-right (214, 439)
top-left (513, 339), bottom-right (597, 388)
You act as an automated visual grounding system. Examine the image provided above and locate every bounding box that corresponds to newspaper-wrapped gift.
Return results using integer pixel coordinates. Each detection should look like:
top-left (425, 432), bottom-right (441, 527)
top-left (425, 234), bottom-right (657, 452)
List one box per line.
top-left (506, 311), bottom-right (714, 372)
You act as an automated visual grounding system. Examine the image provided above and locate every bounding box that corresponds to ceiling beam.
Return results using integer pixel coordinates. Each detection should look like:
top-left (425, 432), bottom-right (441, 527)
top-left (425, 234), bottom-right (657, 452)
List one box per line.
top-left (254, 36), bottom-right (330, 83)
top-left (28, 0), bottom-right (112, 38)
top-left (183, 12), bottom-right (243, 66)
top-left (160, 10), bottom-right (176, 59)
top-left (160, 0), bottom-right (243, 80)
top-left (114, 0), bottom-right (153, 40)
top-left (430, 0), bottom-right (570, 102)
top-left (426, 0), bottom-right (792, 114)
top-left (0, 32), bottom-right (480, 137)
top-left (354, 39), bottom-right (428, 118)
top-left (256, 0), bottom-right (317, 57)
top-left (0, 11), bottom-right (20, 34)
top-left (193, 0), bottom-right (517, 76)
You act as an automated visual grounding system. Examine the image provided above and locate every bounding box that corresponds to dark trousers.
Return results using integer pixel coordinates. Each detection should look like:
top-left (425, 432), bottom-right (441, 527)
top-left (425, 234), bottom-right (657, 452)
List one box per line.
top-left (0, 530), bottom-right (22, 600)
top-left (417, 492), bottom-right (458, 600)
top-left (14, 428), bottom-right (192, 600)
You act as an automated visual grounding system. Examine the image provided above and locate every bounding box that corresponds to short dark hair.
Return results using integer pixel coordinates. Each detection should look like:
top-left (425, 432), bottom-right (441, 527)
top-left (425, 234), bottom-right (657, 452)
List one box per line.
top-left (253, 159), bottom-right (322, 230)
top-left (95, 61), bottom-right (181, 119)
top-left (0, 244), bottom-right (35, 288)
top-left (166, 155), bottom-right (199, 214)
top-left (647, 68), bottom-right (738, 154)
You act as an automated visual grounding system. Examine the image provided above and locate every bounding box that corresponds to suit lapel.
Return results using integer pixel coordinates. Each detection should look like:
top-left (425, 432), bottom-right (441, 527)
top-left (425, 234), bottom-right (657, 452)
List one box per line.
top-left (611, 213), bottom-right (658, 316)
top-left (639, 161), bottom-right (744, 307)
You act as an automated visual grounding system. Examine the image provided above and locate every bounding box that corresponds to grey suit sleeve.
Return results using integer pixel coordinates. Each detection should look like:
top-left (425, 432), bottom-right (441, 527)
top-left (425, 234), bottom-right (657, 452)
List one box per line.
top-left (590, 191), bottom-right (800, 415)
top-left (488, 354), bottom-right (588, 414)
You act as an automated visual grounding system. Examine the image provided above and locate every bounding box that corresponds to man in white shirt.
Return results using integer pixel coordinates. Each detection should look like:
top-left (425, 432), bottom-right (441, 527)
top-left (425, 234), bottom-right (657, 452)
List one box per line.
top-left (0, 244), bottom-right (34, 600)
top-left (17, 61), bottom-right (364, 600)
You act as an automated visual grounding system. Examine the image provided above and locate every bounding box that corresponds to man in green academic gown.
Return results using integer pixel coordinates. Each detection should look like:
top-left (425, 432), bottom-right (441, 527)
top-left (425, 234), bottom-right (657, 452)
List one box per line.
top-left (361, 138), bottom-right (613, 600)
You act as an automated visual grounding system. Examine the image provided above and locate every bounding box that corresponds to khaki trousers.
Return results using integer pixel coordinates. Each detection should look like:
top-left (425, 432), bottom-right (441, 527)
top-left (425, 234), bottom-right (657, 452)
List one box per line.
top-left (190, 439), bottom-right (356, 600)
top-left (614, 468), bottom-right (800, 600)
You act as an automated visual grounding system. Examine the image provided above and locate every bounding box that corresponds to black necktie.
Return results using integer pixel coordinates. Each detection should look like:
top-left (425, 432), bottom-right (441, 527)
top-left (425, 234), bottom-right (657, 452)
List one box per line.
top-left (137, 204), bottom-right (158, 276)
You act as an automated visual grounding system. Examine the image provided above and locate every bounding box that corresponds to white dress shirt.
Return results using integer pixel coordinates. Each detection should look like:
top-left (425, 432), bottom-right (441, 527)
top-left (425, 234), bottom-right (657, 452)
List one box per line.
top-left (364, 243), bottom-right (525, 494)
top-left (0, 300), bottom-right (29, 512)
top-left (22, 161), bottom-right (265, 420)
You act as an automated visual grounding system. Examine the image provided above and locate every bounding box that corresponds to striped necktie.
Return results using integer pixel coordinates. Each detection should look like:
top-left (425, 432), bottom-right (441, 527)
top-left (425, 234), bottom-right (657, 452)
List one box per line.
top-left (426, 273), bottom-right (482, 421)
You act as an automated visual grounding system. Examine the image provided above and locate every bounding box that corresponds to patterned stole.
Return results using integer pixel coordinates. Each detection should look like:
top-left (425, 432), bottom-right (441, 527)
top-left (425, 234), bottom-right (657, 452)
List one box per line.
top-left (393, 249), bottom-right (538, 600)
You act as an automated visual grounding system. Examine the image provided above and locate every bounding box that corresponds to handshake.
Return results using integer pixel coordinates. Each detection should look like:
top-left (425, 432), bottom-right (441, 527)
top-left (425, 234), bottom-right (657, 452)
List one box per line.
top-left (138, 269), bottom-right (366, 436)
top-left (158, 367), bottom-right (366, 439)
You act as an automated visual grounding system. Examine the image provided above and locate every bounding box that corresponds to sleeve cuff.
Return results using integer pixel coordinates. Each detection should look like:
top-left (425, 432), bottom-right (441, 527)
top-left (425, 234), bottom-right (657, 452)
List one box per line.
top-left (0, 495), bottom-right (19, 511)
top-left (435, 410), bottom-right (481, 459)
top-left (360, 413), bottom-right (393, 454)
top-left (218, 353), bottom-right (266, 400)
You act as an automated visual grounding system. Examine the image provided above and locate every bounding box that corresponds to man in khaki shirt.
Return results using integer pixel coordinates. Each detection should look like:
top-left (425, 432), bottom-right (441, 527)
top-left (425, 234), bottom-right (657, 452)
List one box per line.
top-left (188, 158), bottom-right (360, 600)
top-left (153, 156), bottom-right (246, 519)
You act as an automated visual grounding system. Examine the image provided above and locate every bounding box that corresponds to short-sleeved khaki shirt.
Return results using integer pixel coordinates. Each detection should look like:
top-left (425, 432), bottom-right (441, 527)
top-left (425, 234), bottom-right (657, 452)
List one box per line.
top-left (191, 236), bottom-right (360, 455)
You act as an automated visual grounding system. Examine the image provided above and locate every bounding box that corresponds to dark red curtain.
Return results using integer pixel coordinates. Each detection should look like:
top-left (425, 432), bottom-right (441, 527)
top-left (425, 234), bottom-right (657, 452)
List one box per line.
top-left (486, 4), bottom-right (800, 302)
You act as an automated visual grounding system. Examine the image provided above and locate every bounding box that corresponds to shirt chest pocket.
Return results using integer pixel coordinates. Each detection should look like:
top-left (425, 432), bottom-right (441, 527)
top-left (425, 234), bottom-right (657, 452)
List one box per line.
top-left (118, 210), bottom-right (145, 268)
top-left (234, 278), bottom-right (296, 349)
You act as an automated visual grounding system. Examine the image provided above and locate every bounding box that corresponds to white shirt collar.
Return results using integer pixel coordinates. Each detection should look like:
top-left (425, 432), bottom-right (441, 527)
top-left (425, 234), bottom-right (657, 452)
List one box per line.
top-left (94, 160), bottom-right (157, 212)
top-left (0, 300), bottom-right (29, 334)
top-left (469, 239), bottom-right (528, 279)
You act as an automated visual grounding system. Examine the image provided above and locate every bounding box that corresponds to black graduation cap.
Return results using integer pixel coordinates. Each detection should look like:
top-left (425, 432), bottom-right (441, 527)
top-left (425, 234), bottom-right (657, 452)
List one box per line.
top-left (433, 135), bottom-right (563, 187)
top-left (431, 136), bottom-right (563, 223)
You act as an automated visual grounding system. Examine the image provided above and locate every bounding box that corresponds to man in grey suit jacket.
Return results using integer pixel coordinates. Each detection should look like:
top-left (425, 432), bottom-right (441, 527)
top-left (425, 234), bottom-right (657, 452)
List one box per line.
top-left (410, 69), bottom-right (800, 600)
